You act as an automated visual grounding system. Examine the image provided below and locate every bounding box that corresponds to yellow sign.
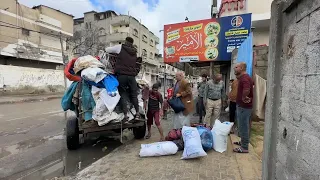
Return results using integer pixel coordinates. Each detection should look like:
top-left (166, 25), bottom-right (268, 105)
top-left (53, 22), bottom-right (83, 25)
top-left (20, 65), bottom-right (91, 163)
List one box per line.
top-left (183, 23), bottom-right (203, 32)
top-left (225, 30), bottom-right (249, 36)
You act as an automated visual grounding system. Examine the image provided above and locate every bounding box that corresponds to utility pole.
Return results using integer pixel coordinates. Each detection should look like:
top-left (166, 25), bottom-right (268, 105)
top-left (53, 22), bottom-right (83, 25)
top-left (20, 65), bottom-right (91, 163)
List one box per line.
top-left (60, 32), bottom-right (68, 120)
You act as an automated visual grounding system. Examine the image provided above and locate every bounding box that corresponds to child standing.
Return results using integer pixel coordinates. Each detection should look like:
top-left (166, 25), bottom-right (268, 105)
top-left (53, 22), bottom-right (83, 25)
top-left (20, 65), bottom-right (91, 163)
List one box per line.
top-left (143, 84), bottom-right (164, 141)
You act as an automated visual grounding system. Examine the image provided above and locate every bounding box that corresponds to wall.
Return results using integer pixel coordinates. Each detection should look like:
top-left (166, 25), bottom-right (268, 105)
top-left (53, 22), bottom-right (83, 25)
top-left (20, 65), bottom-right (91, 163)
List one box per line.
top-left (230, 46), bottom-right (268, 80)
top-left (253, 28), bottom-right (270, 46)
top-left (263, 0), bottom-right (320, 179)
top-left (0, 65), bottom-right (64, 92)
top-left (0, 0), bottom-right (72, 64)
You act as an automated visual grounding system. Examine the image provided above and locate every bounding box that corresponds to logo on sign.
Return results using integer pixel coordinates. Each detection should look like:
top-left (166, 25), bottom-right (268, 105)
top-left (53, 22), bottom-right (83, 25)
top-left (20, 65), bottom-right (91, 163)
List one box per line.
top-left (231, 16), bottom-right (243, 27)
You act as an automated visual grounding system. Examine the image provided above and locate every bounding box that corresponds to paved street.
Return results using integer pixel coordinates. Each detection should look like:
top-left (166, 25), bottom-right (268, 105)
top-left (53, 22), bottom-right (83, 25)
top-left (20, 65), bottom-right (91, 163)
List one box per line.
top-left (0, 99), bottom-right (122, 179)
top-left (61, 113), bottom-right (244, 180)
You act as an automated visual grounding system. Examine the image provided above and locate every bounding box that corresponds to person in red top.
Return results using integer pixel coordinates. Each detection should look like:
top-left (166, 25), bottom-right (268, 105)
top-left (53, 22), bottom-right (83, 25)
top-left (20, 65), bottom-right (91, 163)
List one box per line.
top-left (233, 62), bottom-right (253, 153)
top-left (143, 84), bottom-right (164, 141)
top-left (167, 84), bottom-right (174, 100)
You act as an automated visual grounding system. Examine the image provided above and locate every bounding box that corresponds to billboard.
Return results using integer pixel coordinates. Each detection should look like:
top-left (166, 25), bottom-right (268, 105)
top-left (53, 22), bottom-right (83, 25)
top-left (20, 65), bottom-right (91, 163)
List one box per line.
top-left (163, 13), bottom-right (252, 63)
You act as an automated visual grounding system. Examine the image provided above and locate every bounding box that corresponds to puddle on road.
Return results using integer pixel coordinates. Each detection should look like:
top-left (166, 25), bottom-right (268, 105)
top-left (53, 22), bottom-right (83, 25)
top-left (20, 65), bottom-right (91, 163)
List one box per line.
top-left (6, 136), bottom-right (123, 180)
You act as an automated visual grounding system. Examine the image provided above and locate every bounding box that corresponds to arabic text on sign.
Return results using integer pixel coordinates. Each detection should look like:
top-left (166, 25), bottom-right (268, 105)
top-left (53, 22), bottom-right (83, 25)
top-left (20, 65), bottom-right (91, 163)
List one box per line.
top-left (225, 30), bottom-right (249, 36)
top-left (177, 32), bottom-right (203, 51)
top-left (183, 23), bottom-right (203, 32)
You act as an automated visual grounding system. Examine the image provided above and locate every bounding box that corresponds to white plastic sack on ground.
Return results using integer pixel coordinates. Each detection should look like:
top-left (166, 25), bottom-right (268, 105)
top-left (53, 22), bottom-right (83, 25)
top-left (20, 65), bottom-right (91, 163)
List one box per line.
top-left (173, 112), bottom-right (190, 129)
top-left (100, 89), bottom-right (120, 112)
top-left (139, 141), bottom-right (178, 157)
top-left (181, 126), bottom-right (207, 159)
top-left (211, 120), bottom-right (234, 153)
top-left (81, 67), bottom-right (107, 83)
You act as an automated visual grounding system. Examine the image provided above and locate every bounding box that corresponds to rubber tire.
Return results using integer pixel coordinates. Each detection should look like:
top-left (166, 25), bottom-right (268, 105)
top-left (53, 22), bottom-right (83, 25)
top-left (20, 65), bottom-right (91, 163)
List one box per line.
top-left (133, 122), bottom-right (146, 139)
top-left (66, 117), bottom-right (79, 150)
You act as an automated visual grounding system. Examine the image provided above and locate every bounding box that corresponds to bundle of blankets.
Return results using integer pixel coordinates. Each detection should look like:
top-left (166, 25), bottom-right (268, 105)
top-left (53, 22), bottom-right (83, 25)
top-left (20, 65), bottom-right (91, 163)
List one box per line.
top-left (61, 55), bottom-right (144, 126)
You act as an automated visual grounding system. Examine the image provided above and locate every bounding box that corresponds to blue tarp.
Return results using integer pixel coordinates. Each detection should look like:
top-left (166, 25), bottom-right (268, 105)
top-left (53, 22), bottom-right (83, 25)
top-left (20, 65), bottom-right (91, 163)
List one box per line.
top-left (81, 80), bottom-right (95, 121)
top-left (61, 81), bottom-right (78, 111)
top-left (237, 32), bottom-right (253, 77)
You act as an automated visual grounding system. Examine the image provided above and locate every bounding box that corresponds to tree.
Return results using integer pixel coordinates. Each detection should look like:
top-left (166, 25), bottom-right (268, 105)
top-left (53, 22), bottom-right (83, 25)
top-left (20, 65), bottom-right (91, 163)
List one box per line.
top-left (66, 25), bottom-right (106, 57)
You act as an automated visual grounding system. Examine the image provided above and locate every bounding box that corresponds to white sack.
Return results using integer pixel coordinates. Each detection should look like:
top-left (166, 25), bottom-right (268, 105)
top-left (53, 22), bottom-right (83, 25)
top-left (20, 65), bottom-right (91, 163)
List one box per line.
top-left (139, 141), bottom-right (178, 157)
top-left (211, 120), bottom-right (234, 153)
top-left (81, 67), bottom-right (107, 83)
top-left (100, 89), bottom-right (120, 112)
top-left (181, 126), bottom-right (207, 159)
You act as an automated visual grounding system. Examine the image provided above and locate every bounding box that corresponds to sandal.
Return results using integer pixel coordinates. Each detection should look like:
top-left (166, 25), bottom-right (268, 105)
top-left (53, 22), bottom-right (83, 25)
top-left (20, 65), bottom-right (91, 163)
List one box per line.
top-left (233, 147), bottom-right (249, 153)
top-left (233, 141), bottom-right (241, 146)
top-left (145, 135), bottom-right (151, 139)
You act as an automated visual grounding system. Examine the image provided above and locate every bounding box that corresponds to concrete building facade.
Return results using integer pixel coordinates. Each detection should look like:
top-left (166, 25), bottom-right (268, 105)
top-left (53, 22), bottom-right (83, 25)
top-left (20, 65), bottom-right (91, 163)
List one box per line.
top-left (263, 0), bottom-right (320, 179)
top-left (72, 11), bottom-right (161, 86)
top-left (218, 0), bottom-right (271, 46)
top-left (0, 0), bottom-right (73, 93)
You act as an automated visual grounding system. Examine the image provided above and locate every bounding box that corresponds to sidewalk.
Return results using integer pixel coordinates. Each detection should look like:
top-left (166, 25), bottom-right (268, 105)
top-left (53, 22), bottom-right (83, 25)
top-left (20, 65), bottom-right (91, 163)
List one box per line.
top-left (59, 113), bottom-right (261, 180)
top-left (0, 93), bottom-right (63, 105)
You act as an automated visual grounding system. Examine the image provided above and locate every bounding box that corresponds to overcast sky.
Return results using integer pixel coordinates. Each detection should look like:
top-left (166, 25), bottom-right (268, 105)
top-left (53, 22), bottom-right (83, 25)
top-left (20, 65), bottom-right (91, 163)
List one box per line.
top-left (19, 0), bottom-right (219, 54)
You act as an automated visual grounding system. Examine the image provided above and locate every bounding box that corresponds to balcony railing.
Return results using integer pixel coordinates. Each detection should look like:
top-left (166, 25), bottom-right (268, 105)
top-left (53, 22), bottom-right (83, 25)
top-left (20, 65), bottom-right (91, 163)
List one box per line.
top-left (107, 32), bottom-right (129, 42)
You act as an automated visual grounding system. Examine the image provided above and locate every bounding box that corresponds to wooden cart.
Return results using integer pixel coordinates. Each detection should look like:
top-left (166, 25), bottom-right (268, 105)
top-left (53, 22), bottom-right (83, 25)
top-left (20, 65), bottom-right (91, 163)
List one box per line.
top-left (66, 81), bottom-right (146, 150)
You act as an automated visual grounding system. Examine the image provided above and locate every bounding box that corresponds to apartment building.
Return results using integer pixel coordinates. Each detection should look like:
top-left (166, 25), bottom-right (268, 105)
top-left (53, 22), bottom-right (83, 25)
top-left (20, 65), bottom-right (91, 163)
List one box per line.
top-left (217, 0), bottom-right (271, 46)
top-left (0, 0), bottom-right (73, 93)
top-left (72, 11), bottom-right (161, 85)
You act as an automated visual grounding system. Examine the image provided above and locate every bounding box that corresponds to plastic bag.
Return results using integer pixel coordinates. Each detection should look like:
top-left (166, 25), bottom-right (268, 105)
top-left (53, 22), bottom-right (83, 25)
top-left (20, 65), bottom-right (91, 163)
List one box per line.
top-left (81, 67), bottom-right (107, 83)
top-left (225, 106), bottom-right (229, 112)
top-left (173, 112), bottom-right (190, 129)
top-left (168, 97), bottom-right (185, 113)
top-left (197, 126), bottom-right (213, 151)
top-left (139, 141), bottom-right (178, 157)
top-left (102, 75), bottom-right (119, 97)
top-left (165, 129), bottom-right (182, 141)
top-left (211, 120), bottom-right (234, 153)
top-left (172, 139), bottom-right (184, 151)
top-left (181, 126), bottom-right (207, 159)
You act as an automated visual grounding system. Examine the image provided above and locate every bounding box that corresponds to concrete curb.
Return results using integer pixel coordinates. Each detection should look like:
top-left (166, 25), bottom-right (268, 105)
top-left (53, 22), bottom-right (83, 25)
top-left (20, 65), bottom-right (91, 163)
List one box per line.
top-left (230, 134), bottom-right (262, 180)
top-left (0, 95), bottom-right (63, 105)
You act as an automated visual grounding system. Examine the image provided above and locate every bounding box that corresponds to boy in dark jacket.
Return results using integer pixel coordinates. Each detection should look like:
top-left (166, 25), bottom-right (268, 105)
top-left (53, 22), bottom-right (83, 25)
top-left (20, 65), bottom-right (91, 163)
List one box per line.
top-left (143, 84), bottom-right (164, 141)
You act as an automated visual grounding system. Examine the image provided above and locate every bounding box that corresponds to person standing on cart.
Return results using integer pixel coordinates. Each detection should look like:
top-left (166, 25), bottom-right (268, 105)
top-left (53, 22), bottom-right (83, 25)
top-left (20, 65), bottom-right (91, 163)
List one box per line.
top-left (105, 37), bottom-right (140, 121)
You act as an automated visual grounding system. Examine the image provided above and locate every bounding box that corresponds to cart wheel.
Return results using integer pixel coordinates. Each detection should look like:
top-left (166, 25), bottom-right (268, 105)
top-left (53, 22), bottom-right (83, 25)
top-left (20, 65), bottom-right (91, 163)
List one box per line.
top-left (133, 122), bottom-right (146, 139)
top-left (66, 116), bottom-right (79, 150)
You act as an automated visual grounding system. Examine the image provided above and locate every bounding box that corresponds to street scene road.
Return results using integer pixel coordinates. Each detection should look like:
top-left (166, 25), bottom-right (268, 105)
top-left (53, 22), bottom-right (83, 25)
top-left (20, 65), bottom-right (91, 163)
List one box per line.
top-left (1, 0), bottom-right (319, 179)
top-left (0, 99), bottom-right (123, 179)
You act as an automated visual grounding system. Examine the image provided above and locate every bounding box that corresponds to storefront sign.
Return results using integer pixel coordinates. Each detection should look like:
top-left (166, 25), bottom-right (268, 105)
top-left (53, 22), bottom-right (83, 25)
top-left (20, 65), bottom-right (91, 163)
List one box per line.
top-left (163, 13), bottom-right (252, 63)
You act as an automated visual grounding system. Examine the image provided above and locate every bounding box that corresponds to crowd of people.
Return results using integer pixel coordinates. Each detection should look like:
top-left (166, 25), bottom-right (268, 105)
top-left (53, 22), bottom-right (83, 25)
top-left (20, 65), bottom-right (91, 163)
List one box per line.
top-left (195, 62), bottom-right (253, 153)
top-left (107, 36), bottom-right (253, 153)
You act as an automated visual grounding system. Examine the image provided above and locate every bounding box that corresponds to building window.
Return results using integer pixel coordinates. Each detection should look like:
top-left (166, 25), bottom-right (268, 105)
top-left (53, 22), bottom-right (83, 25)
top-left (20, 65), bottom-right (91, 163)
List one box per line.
top-left (125, 24), bottom-right (129, 27)
top-left (89, 22), bottom-right (92, 29)
top-left (21, 28), bottom-right (30, 36)
top-left (86, 23), bottom-right (88, 29)
top-left (142, 49), bottom-right (147, 57)
top-left (99, 28), bottom-right (105, 36)
top-left (150, 39), bottom-right (154, 46)
top-left (133, 29), bottom-right (138, 37)
top-left (142, 35), bottom-right (147, 43)
top-left (150, 52), bottom-right (153, 59)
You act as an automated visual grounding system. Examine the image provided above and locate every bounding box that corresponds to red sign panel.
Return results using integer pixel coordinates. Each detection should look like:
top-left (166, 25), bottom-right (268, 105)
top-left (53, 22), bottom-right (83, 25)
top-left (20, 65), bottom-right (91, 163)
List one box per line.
top-left (163, 18), bottom-right (220, 63)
